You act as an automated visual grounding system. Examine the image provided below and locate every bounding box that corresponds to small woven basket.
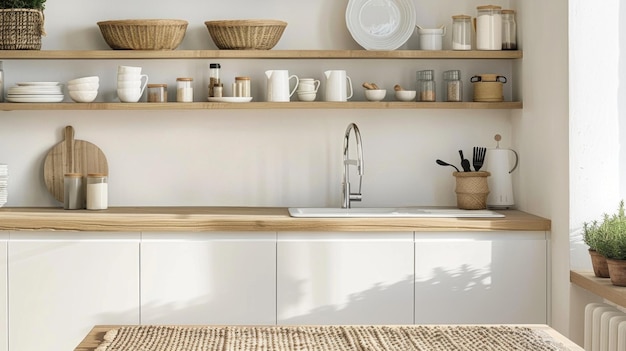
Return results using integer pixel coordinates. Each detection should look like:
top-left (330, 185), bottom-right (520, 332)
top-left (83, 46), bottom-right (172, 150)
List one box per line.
top-left (205, 20), bottom-right (287, 50)
top-left (97, 19), bottom-right (188, 50)
top-left (453, 171), bottom-right (490, 210)
top-left (0, 9), bottom-right (45, 50)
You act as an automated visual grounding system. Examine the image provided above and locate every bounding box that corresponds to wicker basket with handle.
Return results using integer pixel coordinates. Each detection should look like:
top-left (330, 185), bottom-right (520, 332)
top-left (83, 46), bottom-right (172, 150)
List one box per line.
top-left (205, 19), bottom-right (287, 50)
top-left (0, 8), bottom-right (45, 50)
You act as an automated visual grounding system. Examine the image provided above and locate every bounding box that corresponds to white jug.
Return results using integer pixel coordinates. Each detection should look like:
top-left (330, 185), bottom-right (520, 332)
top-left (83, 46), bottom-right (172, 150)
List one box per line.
top-left (265, 70), bottom-right (299, 102)
top-left (485, 136), bottom-right (519, 209)
top-left (324, 70), bottom-right (353, 102)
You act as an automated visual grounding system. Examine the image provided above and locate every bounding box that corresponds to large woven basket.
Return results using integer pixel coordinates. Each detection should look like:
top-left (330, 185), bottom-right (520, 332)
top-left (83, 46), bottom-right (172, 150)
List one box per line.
top-left (0, 9), bottom-right (45, 50)
top-left (453, 171), bottom-right (490, 210)
top-left (97, 19), bottom-right (188, 50)
top-left (205, 20), bottom-right (287, 50)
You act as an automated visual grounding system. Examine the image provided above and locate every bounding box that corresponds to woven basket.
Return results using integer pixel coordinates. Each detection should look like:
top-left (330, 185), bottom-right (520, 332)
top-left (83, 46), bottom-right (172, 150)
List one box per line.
top-left (97, 19), bottom-right (188, 50)
top-left (0, 9), bottom-right (45, 50)
top-left (453, 171), bottom-right (490, 210)
top-left (205, 20), bottom-right (287, 50)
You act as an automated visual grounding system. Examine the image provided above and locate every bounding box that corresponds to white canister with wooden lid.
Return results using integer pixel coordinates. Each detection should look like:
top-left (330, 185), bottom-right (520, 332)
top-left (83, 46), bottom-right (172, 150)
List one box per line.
top-left (470, 74), bottom-right (507, 102)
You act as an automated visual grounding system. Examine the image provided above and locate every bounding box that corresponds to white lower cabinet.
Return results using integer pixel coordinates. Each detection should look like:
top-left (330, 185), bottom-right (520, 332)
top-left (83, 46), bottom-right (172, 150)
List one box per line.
top-left (141, 232), bottom-right (276, 325)
top-left (0, 233), bottom-right (7, 351)
top-left (277, 232), bottom-right (414, 325)
top-left (414, 231), bottom-right (548, 324)
top-left (8, 232), bottom-right (140, 351)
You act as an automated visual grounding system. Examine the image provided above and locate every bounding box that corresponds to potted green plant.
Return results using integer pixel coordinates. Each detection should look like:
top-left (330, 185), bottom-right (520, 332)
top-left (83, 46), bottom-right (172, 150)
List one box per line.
top-left (0, 0), bottom-right (46, 50)
top-left (593, 201), bottom-right (626, 286)
top-left (583, 217), bottom-right (610, 278)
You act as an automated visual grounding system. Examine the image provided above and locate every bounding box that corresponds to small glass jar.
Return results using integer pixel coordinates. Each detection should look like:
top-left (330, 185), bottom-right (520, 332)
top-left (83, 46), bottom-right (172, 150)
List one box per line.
top-left (416, 70), bottom-right (436, 102)
top-left (64, 173), bottom-right (84, 210)
top-left (443, 70), bottom-right (462, 102)
top-left (235, 77), bottom-right (251, 97)
top-left (501, 9), bottom-right (517, 50)
top-left (451, 15), bottom-right (472, 50)
top-left (208, 63), bottom-right (221, 98)
top-left (86, 173), bottom-right (108, 210)
top-left (147, 84), bottom-right (167, 103)
top-left (176, 77), bottom-right (193, 102)
top-left (476, 5), bottom-right (502, 50)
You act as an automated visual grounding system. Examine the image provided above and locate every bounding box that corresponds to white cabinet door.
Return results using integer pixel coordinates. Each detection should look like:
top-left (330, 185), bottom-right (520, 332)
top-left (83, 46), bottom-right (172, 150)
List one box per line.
top-left (0, 233), bottom-right (7, 351)
top-left (141, 232), bottom-right (276, 325)
top-left (414, 231), bottom-right (547, 324)
top-left (277, 232), bottom-right (414, 325)
top-left (8, 232), bottom-right (140, 351)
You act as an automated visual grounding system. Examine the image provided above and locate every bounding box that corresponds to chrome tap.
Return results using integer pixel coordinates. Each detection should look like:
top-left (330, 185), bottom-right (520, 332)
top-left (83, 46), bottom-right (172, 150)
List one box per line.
top-left (342, 123), bottom-right (364, 208)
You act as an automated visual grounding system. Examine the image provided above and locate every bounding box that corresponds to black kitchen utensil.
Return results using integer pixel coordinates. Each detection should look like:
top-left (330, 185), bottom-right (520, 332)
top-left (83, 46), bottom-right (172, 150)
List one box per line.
top-left (473, 146), bottom-right (487, 171)
top-left (436, 159), bottom-right (460, 172)
top-left (459, 150), bottom-right (472, 172)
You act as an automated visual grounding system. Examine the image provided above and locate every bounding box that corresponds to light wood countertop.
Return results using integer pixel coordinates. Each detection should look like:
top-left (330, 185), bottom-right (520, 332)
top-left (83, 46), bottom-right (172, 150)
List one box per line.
top-left (570, 270), bottom-right (626, 308)
top-left (0, 207), bottom-right (550, 232)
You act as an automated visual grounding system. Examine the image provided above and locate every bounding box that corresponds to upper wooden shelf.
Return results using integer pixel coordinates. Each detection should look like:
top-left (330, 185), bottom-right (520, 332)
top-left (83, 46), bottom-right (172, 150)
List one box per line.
top-left (0, 49), bottom-right (523, 60)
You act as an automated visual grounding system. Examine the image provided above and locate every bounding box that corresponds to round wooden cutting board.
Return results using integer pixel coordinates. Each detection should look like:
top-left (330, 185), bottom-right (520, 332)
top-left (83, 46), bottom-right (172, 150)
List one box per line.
top-left (43, 126), bottom-right (109, 203)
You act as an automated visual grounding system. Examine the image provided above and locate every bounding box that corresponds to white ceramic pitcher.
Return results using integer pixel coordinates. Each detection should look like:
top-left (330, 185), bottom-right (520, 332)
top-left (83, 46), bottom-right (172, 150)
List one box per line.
top-left (265, 70), bottom-right (299, 102)
top-left (324, 70), bottom-right (353, 102)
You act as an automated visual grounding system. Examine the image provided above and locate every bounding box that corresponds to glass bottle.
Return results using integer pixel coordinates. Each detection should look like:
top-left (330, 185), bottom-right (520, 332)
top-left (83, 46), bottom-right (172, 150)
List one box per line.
top-left (176, 78), bottom-right (193, 102)
top-left (443, 70), bottom-right (462, 102)
top-left (476, 5), bottom-right (502, 50)
top-left (208, 63), bottom-right (221, 97)
top-left (502, 10), bottom-right (517, 50)
top-left (451, 15), bottom-right (472, 50)
top-left (416, 70), bottom-right (436, 102)
top-left (64, 173), bottom-right (84, 210)
top-left (86, 173), bottom-right (108, 210)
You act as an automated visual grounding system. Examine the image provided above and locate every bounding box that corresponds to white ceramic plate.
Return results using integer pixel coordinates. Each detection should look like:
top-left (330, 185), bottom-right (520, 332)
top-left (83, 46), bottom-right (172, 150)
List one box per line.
top-left (7, 95), bottom-right (64, 103)
top-left (16, 82), bottom-right (61, 86)
top-left (8, 89), bottom-right (63, 95)
top-left (346, 0), bottom-right (416, 50)
top-left (208, 97), bottom-right (253, 103)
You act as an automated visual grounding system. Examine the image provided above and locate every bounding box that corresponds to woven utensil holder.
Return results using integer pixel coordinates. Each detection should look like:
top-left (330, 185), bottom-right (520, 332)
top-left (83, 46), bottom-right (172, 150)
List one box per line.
top-left (453, 171), bottom-right (490, 210)
top-left (0, 9), bottom-right (45, 50)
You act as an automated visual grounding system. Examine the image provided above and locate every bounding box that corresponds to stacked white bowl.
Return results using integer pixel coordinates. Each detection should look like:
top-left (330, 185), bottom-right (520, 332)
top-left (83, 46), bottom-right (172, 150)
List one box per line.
top-left (67, 76), bottom-right (99, 103)
top-left (117, 65), bottom-right (148, 102)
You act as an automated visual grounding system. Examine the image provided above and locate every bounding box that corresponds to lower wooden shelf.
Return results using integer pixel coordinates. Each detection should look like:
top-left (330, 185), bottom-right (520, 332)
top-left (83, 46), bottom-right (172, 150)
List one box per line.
top-left (0, 101), bottom-right (523, 111)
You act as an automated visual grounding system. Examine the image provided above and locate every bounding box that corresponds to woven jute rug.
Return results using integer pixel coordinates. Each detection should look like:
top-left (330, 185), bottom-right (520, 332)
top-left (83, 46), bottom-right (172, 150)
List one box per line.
top-left (94, 325), bottom-right (571, 351)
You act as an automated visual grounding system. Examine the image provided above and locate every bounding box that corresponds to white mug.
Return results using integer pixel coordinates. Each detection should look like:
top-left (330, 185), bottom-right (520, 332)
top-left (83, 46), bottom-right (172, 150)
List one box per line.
top-left (265, 70), bottom-right (299, 102)
top-left (118, 88), bottom-right (143, 103)
top-left (118, 65), bottom-right (142, 74)
top-left (297, 78), bottom-right (320, 93)
top-left (118, 73), bottom-right (148, 81)
top-left (324, 70), bottom-right (353, 102)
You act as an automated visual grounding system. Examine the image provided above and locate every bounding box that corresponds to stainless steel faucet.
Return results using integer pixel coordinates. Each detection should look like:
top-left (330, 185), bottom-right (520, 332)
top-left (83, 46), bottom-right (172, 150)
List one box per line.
top-left (342, 123), bottom-right (364, 208)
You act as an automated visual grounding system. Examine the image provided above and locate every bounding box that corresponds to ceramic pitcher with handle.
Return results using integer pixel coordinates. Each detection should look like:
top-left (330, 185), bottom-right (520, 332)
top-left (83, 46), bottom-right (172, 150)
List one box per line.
top-left (324, 70), bottom-right (353, 102)
top-left (265, 70), bottom-right (299, 102)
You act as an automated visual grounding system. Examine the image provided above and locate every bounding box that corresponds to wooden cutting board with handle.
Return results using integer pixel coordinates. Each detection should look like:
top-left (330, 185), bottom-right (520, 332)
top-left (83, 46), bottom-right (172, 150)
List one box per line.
top-left (43, 126), bottom-right (109, 203)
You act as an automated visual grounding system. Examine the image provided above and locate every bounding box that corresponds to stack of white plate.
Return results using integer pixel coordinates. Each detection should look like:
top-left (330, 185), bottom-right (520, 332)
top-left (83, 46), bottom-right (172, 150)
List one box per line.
top-left (0, 164), bottom-right (7, 207)
top-left (7, 82), bottom-right (64, 103)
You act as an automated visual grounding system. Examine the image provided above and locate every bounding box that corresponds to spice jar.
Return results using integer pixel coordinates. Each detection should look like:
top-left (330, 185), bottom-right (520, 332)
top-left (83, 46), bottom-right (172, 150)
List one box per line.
top-left (176, 78), bottom-right (193, 102)
top-left (235, 77), bottom-right (251, 97)
top-left (86, 173), bottom-right (108, 210)
top-left (476, 5), bottom-right (502, 50)
top-left (208, 63), bottom-right (221, 98)
top-left (416, 70), bottom-right (436, 102)
top-left (451, 15), bottom-right (472, 50)
top-left (443, 70), bottom-right (462, 102)
top-left (64, 173), bottom-right (84, 210)
top-left (147, 84), bottom-right (167, 103)
top-left (501, 9), bottom-right (517, 50)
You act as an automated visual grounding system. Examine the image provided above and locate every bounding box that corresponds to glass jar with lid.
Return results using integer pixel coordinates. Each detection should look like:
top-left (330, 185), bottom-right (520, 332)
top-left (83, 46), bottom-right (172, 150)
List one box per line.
top-left (416, 70), bottom-right (436, 102)
top-left (501, 9), bottom-right (517, 50)
top-left (176, 77), bottom-right (193, 102)
top-left (451, 15), bottom-right (472, 50)
top-left (86, 173), bottom-right (108, 210)
top-left (476, 5), bottom-right (502, 50)
top-left (147, 84), bottom-right (167, 103)
top-left (443, 70), bottom-right (462, 102)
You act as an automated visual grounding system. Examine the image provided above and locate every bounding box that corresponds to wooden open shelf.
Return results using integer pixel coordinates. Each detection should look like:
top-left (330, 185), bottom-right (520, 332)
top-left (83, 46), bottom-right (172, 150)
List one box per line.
top-left (0, 101), bottom-right (523, 111)
top-left (0, 49), bottom-right (523, 60)
top-left (570, 270), bottom-right (626, 308)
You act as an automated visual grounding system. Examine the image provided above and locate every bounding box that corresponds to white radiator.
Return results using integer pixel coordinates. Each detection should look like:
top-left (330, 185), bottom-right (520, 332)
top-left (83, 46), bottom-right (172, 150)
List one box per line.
top-left (584, 303), bottom-right (626, 351)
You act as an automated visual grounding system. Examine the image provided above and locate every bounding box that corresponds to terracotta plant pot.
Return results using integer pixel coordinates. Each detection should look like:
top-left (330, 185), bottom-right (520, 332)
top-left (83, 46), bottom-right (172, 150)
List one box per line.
top-left (606, 258), bottom-right (626, 286)
top-left (589, 249), bottom-right (610, 278)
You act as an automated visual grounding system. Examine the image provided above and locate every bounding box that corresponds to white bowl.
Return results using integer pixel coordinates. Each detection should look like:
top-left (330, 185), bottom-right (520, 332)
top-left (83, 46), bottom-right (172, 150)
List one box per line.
top-left (395, 90), bottom-right (417, 101)
top-left (69, 90), bottom-right (98, 103)
top-left (298, 92), bottom-right (317, 101)
top-left (364, 89), bottom-right (386, 101)
top-left (67, 82), bottom-right (99, 91)
top-left (67, 76), bottom-right (99, 85)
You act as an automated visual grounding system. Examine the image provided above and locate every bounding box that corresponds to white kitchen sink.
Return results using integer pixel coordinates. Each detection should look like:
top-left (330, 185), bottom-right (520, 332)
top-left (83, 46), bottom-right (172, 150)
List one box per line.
top-left (288, 207), bottom-right (505, 218)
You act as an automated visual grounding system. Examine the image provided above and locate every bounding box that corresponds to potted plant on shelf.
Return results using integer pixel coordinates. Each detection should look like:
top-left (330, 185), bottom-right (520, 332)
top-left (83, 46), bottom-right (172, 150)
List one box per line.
top-left (593, 200), bottom-right (626, 286)
top-left (583, 217), bottom-right (610, 278)
top-left (0, 0), bottom-right (46, 50)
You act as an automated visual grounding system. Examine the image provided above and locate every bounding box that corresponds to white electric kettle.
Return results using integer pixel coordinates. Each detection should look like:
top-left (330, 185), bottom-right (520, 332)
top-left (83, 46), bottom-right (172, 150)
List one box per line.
top-left (485, 134), bottom-right (519, 209)
top-left (265, 70), bottom-right (299, 102)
